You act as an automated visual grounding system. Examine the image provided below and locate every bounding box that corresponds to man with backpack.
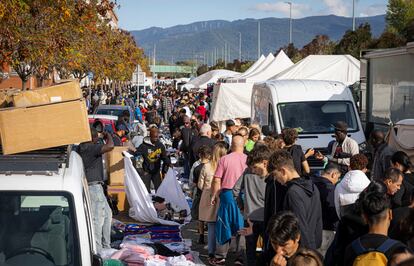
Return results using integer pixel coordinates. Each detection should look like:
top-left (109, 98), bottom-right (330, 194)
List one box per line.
top-left (344, 185), bottom-right (408, 266)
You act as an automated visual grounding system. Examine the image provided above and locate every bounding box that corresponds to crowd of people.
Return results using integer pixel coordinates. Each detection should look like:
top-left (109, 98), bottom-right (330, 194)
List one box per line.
top-left (80, 81), bottom-right (414, 266)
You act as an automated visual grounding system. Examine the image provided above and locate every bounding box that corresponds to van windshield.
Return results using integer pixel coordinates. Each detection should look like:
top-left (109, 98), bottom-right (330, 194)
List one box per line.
top-left (278, 101), bottom-right (358, 134)
top-left (0, 192), bottom-right (80, 266)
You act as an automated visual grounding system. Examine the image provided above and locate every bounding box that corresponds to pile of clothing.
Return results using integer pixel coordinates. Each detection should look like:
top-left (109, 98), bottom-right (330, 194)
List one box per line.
top-left (104, 221), bottom-right (204, 266)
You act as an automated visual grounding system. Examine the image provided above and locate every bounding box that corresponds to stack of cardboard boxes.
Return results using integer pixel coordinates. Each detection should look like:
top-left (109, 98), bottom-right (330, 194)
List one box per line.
top-left (0, 81), bottom-right (130, 212)
top-left (107, 147), bottom-right (130, 212)
top-left (0, 81), bottom-right (91, 154)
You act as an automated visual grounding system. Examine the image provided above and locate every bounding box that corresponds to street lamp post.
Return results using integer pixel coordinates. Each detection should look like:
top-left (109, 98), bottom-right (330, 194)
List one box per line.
top-left (285, 1), bottom-right (293, 44)
top-left (352, 0), bottom-right (356, 31)
top-left (239, 32), bottom-right (242, 62)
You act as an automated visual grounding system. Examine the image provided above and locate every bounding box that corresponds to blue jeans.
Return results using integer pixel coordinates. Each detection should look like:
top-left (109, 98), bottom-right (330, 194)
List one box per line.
top-left (208, 222), bottom-right (216, 256)
top-left (89, 184), bottom-right (112, 252)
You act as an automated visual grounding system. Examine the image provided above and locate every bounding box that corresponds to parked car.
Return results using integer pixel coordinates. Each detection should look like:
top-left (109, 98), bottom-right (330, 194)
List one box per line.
top-left (94, 105), bottom-right (134, 125)
top-left (0, 146), bottom-right (103, 266)
top-left (88, 114), bottom-right (118, 133)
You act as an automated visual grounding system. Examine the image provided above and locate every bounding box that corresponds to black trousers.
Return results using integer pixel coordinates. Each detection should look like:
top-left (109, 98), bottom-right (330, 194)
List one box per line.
top-left (139, 169), bottom-right (162, 192)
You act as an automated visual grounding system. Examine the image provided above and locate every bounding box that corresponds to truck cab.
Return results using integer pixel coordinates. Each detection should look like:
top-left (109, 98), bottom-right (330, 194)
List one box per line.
top-left (252, 80), bottom-right (366, 169)
top-left (0, 146), bottom-right (102, 266)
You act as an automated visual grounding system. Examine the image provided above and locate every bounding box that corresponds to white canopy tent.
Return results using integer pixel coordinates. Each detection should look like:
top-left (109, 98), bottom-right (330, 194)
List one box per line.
top-left (223, 55), bottom-right (266, 83)
top-left (234, 53), bottom-right (275, 80)
top-left (210, 51), bottom-right (294, 122)
top-left (271, 55), bottom-right (360, 85)
top-left (183, 69), bottom-right (239, 91)
top-left (238, 51), bottom-right (294, 83)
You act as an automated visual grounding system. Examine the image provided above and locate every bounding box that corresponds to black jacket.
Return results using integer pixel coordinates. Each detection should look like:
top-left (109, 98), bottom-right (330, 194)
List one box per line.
top-left (283, 177), bottom-right (323, 249)
top-left (180, 127), bottom-right (198, 154)
top-left (311, 174), bottom-right (339, 231)
top-left (135, 137), bottom-right (170, 175)
top-left (190, 136), bottom-right (216, 165)
top-left (263, 177), bottom-right (288, 265)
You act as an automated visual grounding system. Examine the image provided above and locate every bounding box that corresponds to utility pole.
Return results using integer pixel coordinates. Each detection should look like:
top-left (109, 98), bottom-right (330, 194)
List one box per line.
top-left (258, 21), bottom-right (261, 59)
top-left (153, 44), bottom-right (156, 66)
top-left (285, 2), bottom-right (293, 44)
top-left (352, 0), bottom-right (356, 31)
top-left (239, 32), bottom-right (242, 62)
top-left (224, 41), bottom-right (227, 66)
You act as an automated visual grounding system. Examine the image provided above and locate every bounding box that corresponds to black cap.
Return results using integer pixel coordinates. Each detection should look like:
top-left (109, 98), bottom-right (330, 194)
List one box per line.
top-left (333, 121), bottom-right (348, 132)
top-left (226, 119), bottom-right (235, 127)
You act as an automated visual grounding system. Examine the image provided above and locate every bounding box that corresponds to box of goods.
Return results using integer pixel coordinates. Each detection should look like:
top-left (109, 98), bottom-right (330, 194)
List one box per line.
top-left (107, 147), bottom-right (128, 185)
top-left (11, 80), bottom-right (82, 107)
top-left (0, 99), bottom-right (91, 155)
top-left (108, 185), bottom-right (130, 212)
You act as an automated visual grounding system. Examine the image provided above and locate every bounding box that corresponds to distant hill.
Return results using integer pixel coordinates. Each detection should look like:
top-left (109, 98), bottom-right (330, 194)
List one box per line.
top-left (130, 15), bottom-right (386, 63)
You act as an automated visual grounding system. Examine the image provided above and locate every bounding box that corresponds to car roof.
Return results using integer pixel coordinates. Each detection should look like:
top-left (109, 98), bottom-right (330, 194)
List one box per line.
top-left (0, 151), bottom-right (85, 194)
top-left (95, 105), bottom-right (130, 110)
top-left (88, 114), bottom-right (118, 121)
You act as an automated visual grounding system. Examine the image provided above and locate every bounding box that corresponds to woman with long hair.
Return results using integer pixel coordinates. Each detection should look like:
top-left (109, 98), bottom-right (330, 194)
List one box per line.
top-left (198, 142), bottom-right (228, 260)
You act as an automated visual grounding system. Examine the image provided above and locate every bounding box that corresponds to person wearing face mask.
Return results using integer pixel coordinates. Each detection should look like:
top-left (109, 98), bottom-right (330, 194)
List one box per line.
top-left (315, 121), bottom-right (359, 174)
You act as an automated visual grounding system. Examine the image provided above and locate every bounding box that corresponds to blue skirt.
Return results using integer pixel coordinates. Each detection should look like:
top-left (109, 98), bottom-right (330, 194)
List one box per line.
top-left (215, 190), bottom-right (244, 245)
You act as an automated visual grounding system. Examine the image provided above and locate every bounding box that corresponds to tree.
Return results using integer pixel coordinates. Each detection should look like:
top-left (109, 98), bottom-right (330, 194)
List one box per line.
top-left (300, 35), bottom-right (335, 57)
top-left (196, 64), bottom-right (209, 76)
top-left (335, 23), bottom-right (373, 58)
top-left (277, 43), bottom-right (302, 62)
top-left (386, 0), bottom-right (414, 35)
top-left (370, 31), bottom-right (406, 49)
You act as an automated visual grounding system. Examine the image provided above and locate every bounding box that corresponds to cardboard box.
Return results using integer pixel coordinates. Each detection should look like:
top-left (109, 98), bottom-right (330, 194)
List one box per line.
top-left (12, 80), bottom-right (82, 107)
top-left (107, 147), bottom-right (128, 185)
top-left (108, 185), bottom-right (129, 212)
top-left (0, 99), bottom-right (91, 154)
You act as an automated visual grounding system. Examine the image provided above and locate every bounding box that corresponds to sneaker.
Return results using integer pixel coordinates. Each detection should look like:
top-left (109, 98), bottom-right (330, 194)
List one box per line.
top-left (234, 259), bottom-right (244, 265)
top-left (209, 258), bottom-right (226, 266)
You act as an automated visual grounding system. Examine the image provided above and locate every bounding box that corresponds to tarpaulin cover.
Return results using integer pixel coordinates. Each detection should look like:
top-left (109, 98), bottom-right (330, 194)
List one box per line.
top-left (124, 153), bottom-right (186, 225)
top-left (156, 168), bottom-right (191, 223)
top-left (223, 55), bottom-right (266, 82)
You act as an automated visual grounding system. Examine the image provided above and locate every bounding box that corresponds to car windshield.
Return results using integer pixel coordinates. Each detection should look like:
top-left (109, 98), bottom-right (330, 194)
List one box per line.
top-left (95, 108), bottom-right (124, 117)
top-left (278, 101), bottom-right (358, 134)
top-left (0, 192), bottom-right (80, 266)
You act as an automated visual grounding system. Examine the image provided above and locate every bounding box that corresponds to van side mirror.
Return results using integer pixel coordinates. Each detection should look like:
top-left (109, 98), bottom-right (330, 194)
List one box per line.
top-left (92, 254), bottom-right (103, 266)
top-left (262, 125), bottom-right (271, 136)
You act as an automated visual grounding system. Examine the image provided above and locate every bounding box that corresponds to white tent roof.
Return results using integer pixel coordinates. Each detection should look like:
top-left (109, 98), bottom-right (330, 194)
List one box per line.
top-left (210, 52), bottom-right (293, 122)
top-left (236, 53), bottom-right (275, 80)
top-left (271, 55), bottom-right (360, 85)
top-left (224, 55), bottom-right (266, 82)
top-left (239, 51), bottom-right (293, 83)
top-left (184, 69), bottom-right (239, 90)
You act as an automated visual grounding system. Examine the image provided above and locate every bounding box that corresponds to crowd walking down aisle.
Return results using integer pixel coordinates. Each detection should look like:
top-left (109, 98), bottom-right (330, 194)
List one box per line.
top-left (82, 82), bottom-right (414, 266)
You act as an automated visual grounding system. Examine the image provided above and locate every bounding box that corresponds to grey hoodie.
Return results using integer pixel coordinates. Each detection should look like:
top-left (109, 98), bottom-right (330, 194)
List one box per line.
top-left (233, 169), bottom-right (266, 222)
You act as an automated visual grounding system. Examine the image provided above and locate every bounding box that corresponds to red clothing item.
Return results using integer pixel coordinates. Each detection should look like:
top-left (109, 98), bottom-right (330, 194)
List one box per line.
top-left (196, 106), bottom-right (207, 121)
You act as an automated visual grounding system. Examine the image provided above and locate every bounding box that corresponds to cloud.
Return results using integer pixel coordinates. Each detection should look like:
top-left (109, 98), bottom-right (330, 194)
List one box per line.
top-left (252, 2), bottom-right (312, 18)
top-left (322, 0), bottom-right (348, 16)
top-left (359, 4), bottom-right (387, 17)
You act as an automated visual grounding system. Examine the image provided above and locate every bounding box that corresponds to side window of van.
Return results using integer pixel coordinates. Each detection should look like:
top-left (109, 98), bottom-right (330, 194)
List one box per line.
top-left (268, 103), bottom-right (276, 133)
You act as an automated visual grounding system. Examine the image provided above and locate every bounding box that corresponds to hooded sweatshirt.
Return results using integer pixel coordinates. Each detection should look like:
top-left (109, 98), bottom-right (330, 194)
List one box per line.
top-left (283, 177), bottom-right (323, 249)
top-left (334, 170), bottom-right (370, 218)
top-left (134, 137), bottom-right (170, 175)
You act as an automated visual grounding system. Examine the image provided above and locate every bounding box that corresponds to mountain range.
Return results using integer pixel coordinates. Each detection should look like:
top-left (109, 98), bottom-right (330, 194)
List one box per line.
top-left (130, 14), bottom-right (386, 64)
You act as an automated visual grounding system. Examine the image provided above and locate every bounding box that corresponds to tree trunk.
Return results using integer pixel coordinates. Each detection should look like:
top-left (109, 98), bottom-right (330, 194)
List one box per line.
top-left (22, 79), bottom-right (26, 91)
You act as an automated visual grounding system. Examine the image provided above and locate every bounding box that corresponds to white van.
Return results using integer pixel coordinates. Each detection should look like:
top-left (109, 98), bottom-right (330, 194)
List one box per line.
top-left (0, 146), bottom-right (102, 266)
top-left (251, 80), bottom-right (366, 169)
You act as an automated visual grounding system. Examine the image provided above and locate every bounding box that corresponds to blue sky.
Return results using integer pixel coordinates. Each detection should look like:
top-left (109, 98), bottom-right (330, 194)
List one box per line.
top-left (116, 0), bottom-right (388, 31)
